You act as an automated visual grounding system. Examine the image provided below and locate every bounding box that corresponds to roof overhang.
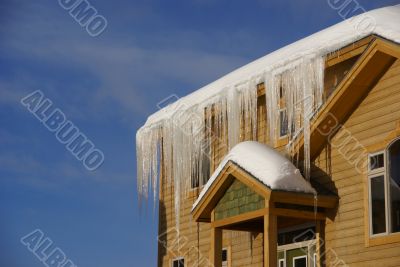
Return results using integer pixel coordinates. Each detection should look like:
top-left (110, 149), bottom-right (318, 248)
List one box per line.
top-left (192, 161), bottom-right (338, 223)
top-left (294, 37), bottom-right (400, 160)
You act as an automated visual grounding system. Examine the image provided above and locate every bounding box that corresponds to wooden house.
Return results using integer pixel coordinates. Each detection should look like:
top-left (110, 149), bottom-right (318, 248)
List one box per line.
top-left (136, 5), bottom-right (400, 267)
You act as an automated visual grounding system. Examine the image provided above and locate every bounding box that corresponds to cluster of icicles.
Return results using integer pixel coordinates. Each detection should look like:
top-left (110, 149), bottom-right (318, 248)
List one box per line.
top-left (136, 56), bottom-right (325, 231)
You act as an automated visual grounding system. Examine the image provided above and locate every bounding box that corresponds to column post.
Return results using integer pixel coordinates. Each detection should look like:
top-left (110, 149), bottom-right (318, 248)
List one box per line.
top-left (264, 212), bottom-right (277, 267)
top-left (211, 227), bottom-right (222, 267)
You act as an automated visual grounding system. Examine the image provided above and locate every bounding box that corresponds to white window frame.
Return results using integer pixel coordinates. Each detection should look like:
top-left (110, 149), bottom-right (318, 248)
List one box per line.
top-left (171, 257), bottom-right (184, 267)
top-left (368, 151), bottom-right (385, 174)
top-left (368, 172), bottom-right (389, 237)
top-left (279, 108), bottom-right (288, 138)
top-left (278, 258), bottom-right (285, 267)
top-left (386, 138), bottom-right (400, 234)
top-left (368, 144), bottom-right (400, 237)
top-left (313, 253), bottom-right (317, 267)
top-left (292, 255), bottom-right (307, 267)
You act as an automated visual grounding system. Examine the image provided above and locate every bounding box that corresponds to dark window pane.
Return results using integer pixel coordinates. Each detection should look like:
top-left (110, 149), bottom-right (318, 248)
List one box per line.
top-left (370, 153), bottom-right (384, 170)
top-left (294, 257), bottom-right (307, 267)
top-left (389, 140), bottom-right (400, 233)
top-left (222, 249), bottom-right (227, 262)
top-left (280, 109), bottom-right (288, 137)
top-left (173, 259), bottom-right (184, 267)
top-left (370, 175), bottom-right (386, 234)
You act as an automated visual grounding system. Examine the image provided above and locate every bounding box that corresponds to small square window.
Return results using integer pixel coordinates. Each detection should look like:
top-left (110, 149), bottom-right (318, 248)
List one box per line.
top-left (369, 153), bottom-right (384, 171)
top-left (172, 258), bottom-right (184, 267)
top-left (293, 255), bottom-right (307, 267)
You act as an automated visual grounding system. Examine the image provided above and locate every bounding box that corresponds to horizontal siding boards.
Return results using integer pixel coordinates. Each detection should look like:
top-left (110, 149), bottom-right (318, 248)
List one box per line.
top-left (158, 55), bottom-right (400, 266)
top-left (313, 59), bottom-right (400, 266)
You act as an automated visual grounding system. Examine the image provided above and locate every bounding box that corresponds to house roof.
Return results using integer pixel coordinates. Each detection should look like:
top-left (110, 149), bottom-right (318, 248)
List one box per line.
top-left (140, 5), bottom-right (400, 130)
top-left (294, 37), bottom-right (400, 160)
top-left (192, 141), bottom-right (316, 211)
top-left (191, 142), bottom-right (338, 222)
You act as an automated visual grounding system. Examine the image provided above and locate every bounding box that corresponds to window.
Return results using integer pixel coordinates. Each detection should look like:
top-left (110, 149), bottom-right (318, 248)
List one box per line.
top-left (222, 248), bottom-right (228, 267)
top-left (368, 139), bottom-right (400, 237)
top-left (278, 258), bottom-right (285, 267)
top-left (278, 84), bottom-right (288, 139)
top-left (370, 174), bottom-right (386, 234)
top-left (388, 140), bottom-right (400, 233)
top-left (369, 152), bottom-right (384, 171)
top-left (279, 108), bottom-right (288, 137)
top-left (293, 255), bottom-right (307, 267)
top-left (172, 257), bottom-right (184, 267)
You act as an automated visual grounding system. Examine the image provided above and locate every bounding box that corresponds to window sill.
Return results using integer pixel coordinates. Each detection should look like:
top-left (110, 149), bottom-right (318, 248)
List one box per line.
top-left (367, 232), bottom-right (400, 247)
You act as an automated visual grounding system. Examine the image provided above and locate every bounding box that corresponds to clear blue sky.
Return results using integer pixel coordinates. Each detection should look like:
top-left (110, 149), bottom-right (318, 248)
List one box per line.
top-left (0, 0), bottom-right (398, 266)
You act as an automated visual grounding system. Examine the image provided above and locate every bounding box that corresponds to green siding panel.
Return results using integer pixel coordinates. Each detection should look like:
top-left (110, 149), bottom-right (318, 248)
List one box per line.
top-left (214, 179), bottom-right (264, 220)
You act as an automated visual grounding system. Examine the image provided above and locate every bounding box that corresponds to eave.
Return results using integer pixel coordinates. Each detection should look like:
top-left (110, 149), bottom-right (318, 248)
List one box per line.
top-left (191, 161), bottom-right (338, 223)
top-left (294, 37), bottom-right (400, 160)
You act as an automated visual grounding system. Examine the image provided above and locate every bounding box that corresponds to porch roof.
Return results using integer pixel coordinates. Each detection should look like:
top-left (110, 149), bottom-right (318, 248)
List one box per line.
top-left (191, 142), bottom-right (338, 222)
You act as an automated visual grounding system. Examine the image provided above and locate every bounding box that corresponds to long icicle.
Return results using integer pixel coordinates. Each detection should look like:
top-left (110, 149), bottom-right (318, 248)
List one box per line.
top-left (136, 55), bottom-right (325, 231)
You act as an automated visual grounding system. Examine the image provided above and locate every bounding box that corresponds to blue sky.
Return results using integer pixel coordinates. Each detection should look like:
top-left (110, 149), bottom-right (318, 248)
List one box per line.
top-left (0, 0), bottom-right (398, 266)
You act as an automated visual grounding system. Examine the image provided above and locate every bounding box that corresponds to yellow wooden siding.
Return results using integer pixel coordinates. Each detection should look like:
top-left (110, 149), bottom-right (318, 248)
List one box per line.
top-left (313, 59), bottom-right (400, 266)
top-left (158, 57), bottom-right (400, 266)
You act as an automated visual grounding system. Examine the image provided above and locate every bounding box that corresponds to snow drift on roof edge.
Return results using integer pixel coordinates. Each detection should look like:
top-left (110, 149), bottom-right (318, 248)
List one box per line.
top-left (140, 4), bottom-right (400, 130)
top-left (192, 141), bottom-right (317, 211)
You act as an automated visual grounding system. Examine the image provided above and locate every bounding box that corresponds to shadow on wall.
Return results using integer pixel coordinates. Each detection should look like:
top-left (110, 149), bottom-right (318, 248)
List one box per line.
top-left (310, 143), bottom-right (339, 222)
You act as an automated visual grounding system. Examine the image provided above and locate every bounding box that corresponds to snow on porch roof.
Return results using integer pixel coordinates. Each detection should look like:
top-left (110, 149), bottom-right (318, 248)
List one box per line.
top-left (142, 5), bottom-right (400, 129)
top-left (192, 141), bottom-right (317, 211)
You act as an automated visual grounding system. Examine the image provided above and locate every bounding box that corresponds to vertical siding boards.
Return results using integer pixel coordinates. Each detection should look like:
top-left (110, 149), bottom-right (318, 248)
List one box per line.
top-left (158, 49), bottom-right (400, 266)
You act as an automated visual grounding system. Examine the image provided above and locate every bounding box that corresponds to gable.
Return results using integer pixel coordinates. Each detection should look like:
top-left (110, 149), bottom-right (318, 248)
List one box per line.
top-left (214, 179), bottom-right (264, 221)
top-left (294, 38), bottom-right (400, 160)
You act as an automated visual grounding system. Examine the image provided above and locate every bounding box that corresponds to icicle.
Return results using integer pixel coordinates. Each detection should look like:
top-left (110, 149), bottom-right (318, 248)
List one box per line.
top-left (238, 80), bottom-right (258, 141)
top-left (137, 54), bottom-right (326, 234)
top-left (227, 87), bottom-right (240, 149)
top-left (265, 73), bottom-right (280, 146)
top-left (136, 125), bottom-right (161, 208)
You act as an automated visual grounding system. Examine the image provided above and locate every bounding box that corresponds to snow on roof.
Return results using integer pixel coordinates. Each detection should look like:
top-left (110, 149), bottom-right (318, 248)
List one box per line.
top-left (142, 5), bottom-right (400, 130)
top-left (192, 141), bottom-right (316, 211)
